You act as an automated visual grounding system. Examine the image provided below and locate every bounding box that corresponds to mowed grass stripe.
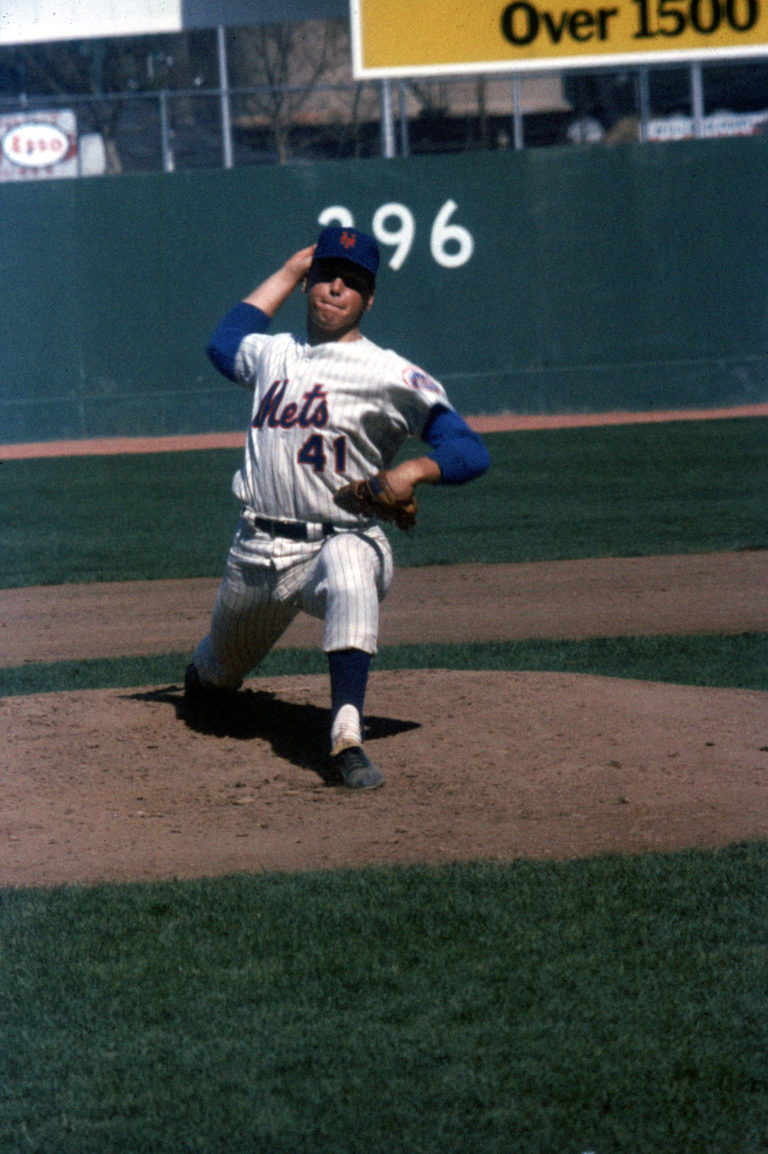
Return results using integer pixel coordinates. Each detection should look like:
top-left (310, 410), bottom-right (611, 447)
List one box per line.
top-left (1, 633), bottom-right (766, 697)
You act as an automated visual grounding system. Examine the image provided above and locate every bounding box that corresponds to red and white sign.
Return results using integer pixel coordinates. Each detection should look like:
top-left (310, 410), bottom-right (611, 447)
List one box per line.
top-left (648, 109), bottom-right (768, 141)
top-left (0, 111), bottom-right (77, 180)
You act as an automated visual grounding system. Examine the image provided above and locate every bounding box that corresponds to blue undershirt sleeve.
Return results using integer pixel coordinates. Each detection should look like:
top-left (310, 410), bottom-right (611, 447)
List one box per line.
top-left (422, 405), bottom-right (491, 485)
top-left (207, 302), bottom-right (272, 381)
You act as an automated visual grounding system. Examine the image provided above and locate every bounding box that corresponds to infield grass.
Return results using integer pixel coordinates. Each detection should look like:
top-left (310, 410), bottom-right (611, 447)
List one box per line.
top-left (3, 843), bottom-right (767, 1154)
top-left (1, 632), bottom-right (767, 697)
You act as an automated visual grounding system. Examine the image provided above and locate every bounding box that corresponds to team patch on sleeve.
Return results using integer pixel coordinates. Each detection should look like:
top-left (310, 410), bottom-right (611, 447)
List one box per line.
top-left (403, 365), bottom-right (442, 396)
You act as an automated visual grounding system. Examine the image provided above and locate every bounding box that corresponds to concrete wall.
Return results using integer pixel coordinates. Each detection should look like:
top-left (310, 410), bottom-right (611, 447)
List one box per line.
top-left (2, 138), bottom-right (766, 443)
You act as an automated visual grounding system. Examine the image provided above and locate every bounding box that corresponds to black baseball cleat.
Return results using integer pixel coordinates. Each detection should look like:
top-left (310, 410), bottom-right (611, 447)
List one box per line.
top-left (183, 663), bottom-right (236, 718)
top-left (328, 745), bottom-right (385, 790)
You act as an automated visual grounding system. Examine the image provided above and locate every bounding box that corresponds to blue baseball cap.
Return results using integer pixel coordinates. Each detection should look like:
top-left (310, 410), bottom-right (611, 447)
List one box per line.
top-left (312, 226), bottom-right (380, 278)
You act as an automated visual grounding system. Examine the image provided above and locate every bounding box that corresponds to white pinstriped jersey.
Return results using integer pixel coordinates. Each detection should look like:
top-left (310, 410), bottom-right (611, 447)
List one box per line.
top-left (230, 331), bottom-right (452, 525)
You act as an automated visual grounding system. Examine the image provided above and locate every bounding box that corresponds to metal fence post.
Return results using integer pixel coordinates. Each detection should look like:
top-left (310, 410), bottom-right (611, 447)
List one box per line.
top-left (691, 61), bottom-right (705, 138)
top-left (159, 89), bottom-right (173, 172)
top-left (217, 25), bottom-right (234, 170)
top-left (380, 78), bottom-right (396, 158)
top-left (638, 66), bottom-right (651, 143)
top-left (512, 75), bottom-right (524, 150)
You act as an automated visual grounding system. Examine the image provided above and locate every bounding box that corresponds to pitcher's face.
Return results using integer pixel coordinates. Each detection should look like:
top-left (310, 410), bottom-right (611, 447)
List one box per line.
top-left (304, 259), bottom-right (375, 344)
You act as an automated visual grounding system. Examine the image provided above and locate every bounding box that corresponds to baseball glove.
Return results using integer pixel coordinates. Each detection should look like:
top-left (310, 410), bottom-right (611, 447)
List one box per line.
top-left (334, 472), bottom-right (418, 532)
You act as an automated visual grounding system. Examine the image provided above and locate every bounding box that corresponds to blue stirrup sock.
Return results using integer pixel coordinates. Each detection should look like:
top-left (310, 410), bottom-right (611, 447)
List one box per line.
top-left (328, 648), bottom-right (370, 717)
top-left (328, 649), bottom-right (371, 749)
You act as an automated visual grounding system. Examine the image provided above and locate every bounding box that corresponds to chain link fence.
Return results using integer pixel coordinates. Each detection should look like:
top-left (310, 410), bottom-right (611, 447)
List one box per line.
top-left (1, 60), bottom-right (767, 177)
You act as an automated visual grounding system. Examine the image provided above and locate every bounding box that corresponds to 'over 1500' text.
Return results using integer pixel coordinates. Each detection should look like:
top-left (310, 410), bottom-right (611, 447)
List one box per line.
top-left (500, 0), bottom-right (759, 43)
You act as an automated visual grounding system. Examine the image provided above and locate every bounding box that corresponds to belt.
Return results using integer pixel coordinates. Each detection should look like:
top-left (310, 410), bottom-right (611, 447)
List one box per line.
top-left (249, 513), bottom-right (337, 542)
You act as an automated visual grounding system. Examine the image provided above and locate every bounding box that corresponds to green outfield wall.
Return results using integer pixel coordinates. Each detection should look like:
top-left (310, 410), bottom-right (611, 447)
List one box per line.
top-left (1, 138), bottom-right (766, 444)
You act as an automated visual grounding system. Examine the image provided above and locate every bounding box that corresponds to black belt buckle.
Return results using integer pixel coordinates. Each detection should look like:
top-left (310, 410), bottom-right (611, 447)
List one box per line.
top-left (252, 515), bottom-right (334, 541)
top-left (253, 516), bottom-right (304, 540)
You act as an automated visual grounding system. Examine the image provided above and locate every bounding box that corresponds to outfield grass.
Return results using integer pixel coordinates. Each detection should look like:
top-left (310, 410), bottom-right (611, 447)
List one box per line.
top-left (2, 843), bottom-right (767, 1154)
top-left (1, 418), bottom-right (766, 587)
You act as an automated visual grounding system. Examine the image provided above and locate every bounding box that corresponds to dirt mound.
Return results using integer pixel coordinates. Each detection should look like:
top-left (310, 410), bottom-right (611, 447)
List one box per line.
top-left (2, 550), bottom-right (766, 889)
top-left (3, 669), bottom-right (766, 888)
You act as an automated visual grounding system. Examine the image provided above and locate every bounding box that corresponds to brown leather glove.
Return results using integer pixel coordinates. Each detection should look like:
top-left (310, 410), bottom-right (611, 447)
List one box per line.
top-left (334, 472), bottom-right (418, 532)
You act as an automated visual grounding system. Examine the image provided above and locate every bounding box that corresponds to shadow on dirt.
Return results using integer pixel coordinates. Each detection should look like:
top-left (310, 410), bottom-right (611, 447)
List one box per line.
top-left (126, 684), bottom-right (420, 782)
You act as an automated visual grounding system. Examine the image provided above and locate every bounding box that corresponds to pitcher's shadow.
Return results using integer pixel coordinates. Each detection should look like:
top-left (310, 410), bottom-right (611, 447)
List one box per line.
top-left (127, 684), bottom-right (420, 781)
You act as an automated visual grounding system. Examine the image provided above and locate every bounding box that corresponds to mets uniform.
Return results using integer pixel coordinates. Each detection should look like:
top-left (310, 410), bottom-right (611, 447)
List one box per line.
top-left (187, 226), bottom-right (489, 789)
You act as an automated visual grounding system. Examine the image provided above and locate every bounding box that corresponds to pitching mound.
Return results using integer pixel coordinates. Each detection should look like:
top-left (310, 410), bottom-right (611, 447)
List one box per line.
top-left (3, 668), bottom-right (767, 888)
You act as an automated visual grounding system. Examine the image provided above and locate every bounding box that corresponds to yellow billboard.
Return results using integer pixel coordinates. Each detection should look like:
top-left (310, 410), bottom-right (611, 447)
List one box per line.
top-left (350, 0), bottom-right (768, 75)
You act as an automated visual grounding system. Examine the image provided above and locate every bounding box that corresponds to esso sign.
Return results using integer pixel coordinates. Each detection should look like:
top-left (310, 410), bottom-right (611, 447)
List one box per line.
top-left (1, 121), bottom-right (71, 169)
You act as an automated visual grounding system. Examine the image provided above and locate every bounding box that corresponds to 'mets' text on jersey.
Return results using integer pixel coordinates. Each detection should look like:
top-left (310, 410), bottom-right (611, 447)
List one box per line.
top-left (253, 380), bottom-right (330, 430)
top-left (232, 331), bottom-right (451, 525)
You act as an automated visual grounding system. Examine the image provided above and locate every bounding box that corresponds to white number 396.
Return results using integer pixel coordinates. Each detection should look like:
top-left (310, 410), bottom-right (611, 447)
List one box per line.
top-left (318, 200), bottom-right (474, 271)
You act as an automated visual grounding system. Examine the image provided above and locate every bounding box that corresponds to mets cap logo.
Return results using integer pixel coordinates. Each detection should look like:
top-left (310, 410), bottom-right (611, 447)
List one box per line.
top-left (340, 230), bottom-right (357, 250)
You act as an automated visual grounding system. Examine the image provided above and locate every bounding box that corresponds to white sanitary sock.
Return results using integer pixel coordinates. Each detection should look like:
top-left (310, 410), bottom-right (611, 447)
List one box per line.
top-left (330, 703), bottom-right (363, 754)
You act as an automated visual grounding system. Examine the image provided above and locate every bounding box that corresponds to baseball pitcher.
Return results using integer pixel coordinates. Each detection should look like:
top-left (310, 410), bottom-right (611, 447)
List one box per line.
top-left (185, 225), bottom-right (489, 788)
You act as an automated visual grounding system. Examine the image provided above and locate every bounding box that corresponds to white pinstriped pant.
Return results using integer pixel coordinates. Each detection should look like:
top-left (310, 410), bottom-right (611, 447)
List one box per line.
top-left (193, 517), bottom-right (393, 689)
